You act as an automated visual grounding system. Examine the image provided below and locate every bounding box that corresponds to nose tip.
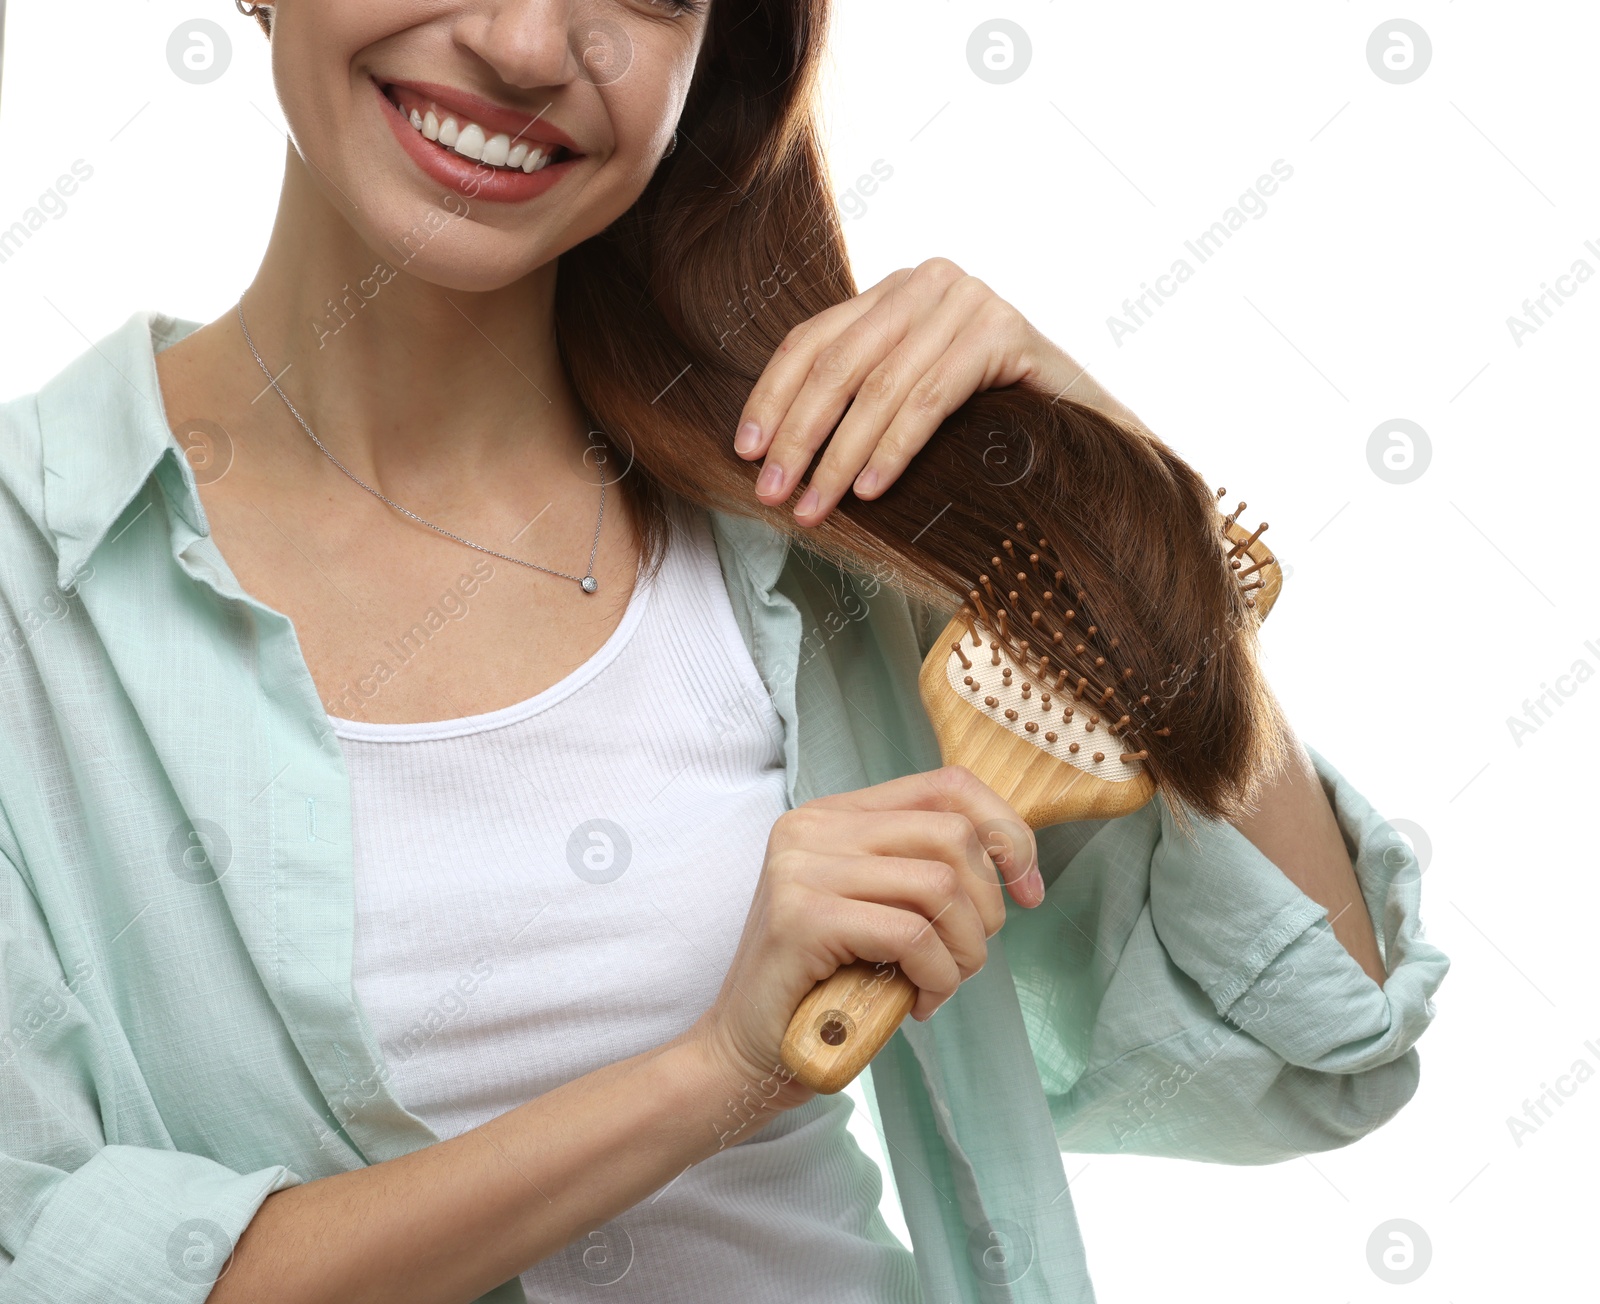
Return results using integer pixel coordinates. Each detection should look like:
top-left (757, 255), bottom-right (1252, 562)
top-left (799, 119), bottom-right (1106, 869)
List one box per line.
top-left (456, 7), bottom-right (587, 93)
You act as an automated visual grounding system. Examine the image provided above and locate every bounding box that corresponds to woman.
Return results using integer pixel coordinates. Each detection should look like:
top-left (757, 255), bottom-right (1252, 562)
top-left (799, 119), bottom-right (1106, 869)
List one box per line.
top-left (0, 1), bottom-right (1447, 1301)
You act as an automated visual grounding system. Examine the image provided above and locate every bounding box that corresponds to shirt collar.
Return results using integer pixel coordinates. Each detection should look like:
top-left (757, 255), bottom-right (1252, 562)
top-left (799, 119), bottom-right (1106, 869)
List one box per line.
top-left (37, 309), bottom-right (206, 592)
top-left (705, 504), bottom-right (791, 598)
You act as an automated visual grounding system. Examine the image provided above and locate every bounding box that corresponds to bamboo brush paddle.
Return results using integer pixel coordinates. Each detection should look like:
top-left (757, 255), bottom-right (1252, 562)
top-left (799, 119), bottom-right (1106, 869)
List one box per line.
top-left (779, 488), bottom-right (1281, 1093)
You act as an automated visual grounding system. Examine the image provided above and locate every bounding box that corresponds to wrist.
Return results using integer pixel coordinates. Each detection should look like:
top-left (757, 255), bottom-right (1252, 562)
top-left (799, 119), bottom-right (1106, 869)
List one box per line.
top-left (658, 1028), bottom-right (809, 1150)
top-left (1035, 348), bottom-right (1151, 437)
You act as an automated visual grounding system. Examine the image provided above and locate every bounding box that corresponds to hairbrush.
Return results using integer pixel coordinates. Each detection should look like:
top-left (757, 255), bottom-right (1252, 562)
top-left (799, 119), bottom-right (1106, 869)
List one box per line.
top-left (779, 488), bottom-right (1281, 1093)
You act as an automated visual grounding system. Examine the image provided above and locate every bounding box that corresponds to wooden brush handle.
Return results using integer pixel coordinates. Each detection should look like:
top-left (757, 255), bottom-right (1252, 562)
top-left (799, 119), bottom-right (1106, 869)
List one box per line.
top-left (778, 959), bottom-right (919, 1094)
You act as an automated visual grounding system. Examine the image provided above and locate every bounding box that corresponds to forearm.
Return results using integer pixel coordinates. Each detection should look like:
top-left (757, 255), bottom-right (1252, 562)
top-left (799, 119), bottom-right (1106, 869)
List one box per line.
top-left (1227, 712), bottom-right (1386, 986)
top-left (210, 1036), bottom-right (743, 1304)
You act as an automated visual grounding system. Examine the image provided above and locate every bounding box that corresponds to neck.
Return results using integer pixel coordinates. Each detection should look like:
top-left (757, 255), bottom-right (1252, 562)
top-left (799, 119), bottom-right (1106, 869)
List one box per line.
top-left (234, 146), bottom-right (594, 499)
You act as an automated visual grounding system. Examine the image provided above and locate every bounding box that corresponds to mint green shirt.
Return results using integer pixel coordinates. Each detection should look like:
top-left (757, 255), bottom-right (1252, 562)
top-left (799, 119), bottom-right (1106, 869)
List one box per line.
top-left (0, 311), bottom-right (1448, 1303)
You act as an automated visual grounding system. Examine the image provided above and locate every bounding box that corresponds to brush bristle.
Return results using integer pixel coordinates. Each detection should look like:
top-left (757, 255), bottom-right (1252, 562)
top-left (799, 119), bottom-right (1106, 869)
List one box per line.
top-left (947, 495), bottom-right (1281, 826)
top-left (943, 613), bottom-right (1156, 782)
top-left (1216, 486), bottom-right (1278, 610)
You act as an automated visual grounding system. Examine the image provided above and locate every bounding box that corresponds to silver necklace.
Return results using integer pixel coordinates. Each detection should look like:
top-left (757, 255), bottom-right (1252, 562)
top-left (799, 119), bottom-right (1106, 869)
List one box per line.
top-left (235, 296), bottom-right (606, 595)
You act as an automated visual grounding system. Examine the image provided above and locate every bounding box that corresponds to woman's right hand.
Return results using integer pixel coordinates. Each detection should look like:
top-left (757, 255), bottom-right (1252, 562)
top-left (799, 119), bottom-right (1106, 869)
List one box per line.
top-left (680, 765), bottom-right (1045, 1127)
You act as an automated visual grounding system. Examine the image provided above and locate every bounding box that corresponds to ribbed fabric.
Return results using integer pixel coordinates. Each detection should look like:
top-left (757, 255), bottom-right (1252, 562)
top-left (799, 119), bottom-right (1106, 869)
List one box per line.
top-left (332, 495), bottom-right (922, 1303)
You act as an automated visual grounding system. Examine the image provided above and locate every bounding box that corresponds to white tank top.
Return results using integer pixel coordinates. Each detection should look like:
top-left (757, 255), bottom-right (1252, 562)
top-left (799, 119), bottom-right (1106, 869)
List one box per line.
top-left (332, 494), bottom-right (922, 1304)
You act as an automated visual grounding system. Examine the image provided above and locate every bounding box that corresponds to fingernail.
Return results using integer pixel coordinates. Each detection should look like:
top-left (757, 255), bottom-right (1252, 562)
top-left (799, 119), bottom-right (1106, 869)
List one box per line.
top-left (756, 462), bottom-right (784, 496)
top-left (794, 487), bottom-right (819, 516)
top-left (1024, 865), bottom-right (1044, 905)
top-left (853, 467), bottom-right (878, 496)
top-left (735, 421), bottom-right (762, 455)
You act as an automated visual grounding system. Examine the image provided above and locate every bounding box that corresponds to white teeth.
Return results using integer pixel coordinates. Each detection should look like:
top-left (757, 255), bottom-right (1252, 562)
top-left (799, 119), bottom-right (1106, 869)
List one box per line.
top-left (454, 122), bottom-right (486, 160)
top-left (401, 99), bottom-right (561, 173)
top-left (481, 132), bottom-right (511, 167)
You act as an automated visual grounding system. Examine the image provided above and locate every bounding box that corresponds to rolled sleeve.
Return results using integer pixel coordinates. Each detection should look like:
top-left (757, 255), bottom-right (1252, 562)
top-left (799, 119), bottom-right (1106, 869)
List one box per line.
top-left (1148, 744), bottom-right (1448, 1071)
top-left (0, 846), bottom-right (300, 1303)
top-left (1006, 744), bottom-right (1449, 1162)
top-left (1, 1149), bottom-right (299, 1304)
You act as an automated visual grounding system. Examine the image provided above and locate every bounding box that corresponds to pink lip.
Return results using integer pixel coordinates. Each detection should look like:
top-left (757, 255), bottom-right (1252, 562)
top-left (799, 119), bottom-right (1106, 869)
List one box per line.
top-left (370, 76), bottom-right (581, 205)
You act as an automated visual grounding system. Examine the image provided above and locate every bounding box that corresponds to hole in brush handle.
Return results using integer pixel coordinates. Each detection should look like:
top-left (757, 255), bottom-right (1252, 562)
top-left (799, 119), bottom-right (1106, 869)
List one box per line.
top-left (780, 961), bottom-right (918, 1094)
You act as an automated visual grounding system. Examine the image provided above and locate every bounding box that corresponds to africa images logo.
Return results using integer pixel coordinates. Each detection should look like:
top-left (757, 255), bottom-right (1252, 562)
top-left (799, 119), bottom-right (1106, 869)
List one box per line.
top-left (1105, 161), bottom-right (1294, 347)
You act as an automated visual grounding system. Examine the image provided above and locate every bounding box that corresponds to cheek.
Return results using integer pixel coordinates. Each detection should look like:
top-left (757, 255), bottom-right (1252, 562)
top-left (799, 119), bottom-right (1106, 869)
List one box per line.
top-left (271, 2), bottom-right (413, 155)
top-left (599, 10), bottom-right (703, 141)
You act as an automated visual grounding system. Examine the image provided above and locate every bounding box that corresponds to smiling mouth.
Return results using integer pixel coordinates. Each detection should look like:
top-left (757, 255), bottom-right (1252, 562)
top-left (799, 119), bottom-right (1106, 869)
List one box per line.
top-left (379, 82), bottom-right (578, 174)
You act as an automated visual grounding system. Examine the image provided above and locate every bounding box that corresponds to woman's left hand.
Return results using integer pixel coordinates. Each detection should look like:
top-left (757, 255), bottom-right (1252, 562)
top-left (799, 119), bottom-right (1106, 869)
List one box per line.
top-left (733, 257), bottom-right (1089, 526)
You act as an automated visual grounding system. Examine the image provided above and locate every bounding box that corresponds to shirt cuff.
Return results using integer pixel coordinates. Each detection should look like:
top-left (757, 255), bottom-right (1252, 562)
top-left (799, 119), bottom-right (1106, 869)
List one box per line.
top-left (2, 1146), bottom-right (300, 1302)
top-left (1147, 794), bottom-right (1328, 1017)
top-left (1148, 745), bottom-right (1448, 1071)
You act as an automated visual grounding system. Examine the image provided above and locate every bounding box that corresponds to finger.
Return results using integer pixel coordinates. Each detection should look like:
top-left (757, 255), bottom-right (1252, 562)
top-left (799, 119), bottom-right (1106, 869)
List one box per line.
top-left (806, 767), bottom-right (1039, 903)
top-left (806, 851), bottom-right (992, 978)
top-left (754, 285), bottom-right (932, 510)
top-left (808, 892), bottom-right (967, 1022)
top-left (802, 808), bottom-right (1007, 938)
top-left (733, 273), bottom-right (908, 471)
top-left (790, 287), bottom-right (980, 523)
top-left (746, 300), bottom-right (914, 507)
top-left (851, 313), bottom-right (1011, 508)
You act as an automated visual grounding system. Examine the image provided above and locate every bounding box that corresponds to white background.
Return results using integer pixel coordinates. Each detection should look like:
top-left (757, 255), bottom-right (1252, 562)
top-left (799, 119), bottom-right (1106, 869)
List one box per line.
top-left (2, 3), bottom-right (1596, 1301)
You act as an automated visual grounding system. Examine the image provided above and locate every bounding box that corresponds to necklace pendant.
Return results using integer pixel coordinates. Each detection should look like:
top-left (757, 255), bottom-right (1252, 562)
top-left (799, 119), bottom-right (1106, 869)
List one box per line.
top-left (581, 576), bottom-right (598, 594)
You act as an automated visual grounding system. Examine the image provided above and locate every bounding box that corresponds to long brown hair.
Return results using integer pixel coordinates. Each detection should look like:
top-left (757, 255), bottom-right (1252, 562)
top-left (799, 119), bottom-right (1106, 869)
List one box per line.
top-left (253, 1), bottom-right (1290, 823)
